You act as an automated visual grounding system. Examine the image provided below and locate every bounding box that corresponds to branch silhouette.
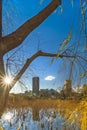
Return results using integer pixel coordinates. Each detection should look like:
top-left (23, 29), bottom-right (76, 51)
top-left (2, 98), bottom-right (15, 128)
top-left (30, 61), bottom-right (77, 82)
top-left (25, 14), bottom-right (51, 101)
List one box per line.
top-left (10, 50), bottom-right (78, 90)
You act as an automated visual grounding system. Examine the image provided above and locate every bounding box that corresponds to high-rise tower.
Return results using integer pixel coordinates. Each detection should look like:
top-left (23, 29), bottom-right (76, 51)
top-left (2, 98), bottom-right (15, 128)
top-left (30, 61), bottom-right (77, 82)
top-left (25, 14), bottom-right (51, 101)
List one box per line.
top-left (32, 77), bottom-right (39, 96)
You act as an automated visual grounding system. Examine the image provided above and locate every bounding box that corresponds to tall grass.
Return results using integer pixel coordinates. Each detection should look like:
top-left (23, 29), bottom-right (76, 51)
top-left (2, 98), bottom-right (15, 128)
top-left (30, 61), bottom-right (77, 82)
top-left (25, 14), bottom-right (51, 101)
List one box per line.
top-left (2, 94), bottom-right (87, 129)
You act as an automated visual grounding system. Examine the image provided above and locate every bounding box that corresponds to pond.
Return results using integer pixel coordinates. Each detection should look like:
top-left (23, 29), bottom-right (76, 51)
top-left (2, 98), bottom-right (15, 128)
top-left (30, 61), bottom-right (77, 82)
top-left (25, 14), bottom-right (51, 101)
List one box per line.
top-left (0, 108), bottom-right (80, 130)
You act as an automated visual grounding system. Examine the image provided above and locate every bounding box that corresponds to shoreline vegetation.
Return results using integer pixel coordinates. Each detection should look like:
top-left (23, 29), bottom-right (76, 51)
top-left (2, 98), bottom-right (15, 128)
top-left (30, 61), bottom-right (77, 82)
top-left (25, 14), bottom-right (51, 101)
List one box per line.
top-left (1, 94), bottom-right (85, 129)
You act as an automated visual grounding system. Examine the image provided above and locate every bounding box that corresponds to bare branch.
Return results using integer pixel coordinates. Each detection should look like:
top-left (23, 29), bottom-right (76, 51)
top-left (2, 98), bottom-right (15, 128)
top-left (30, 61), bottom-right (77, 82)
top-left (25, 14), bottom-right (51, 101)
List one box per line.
top-left (77, 55), bottom-right (87, 62)
top-left (9, 50), bottom-right (77, 90)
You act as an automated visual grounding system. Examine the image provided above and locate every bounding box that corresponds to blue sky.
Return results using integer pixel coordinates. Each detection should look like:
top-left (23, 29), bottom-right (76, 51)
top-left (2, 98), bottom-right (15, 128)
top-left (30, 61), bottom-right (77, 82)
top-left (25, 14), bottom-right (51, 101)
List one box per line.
top-left (2, 0), bottom-right (87, 93)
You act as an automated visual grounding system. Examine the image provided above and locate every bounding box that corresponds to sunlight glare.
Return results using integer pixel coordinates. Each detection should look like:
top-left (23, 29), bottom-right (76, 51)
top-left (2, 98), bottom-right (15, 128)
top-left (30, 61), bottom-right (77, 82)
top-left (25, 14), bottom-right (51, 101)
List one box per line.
top-left (3, 112), bottom-right (13, 121)
top-left (4, 76), bottom-right (12, 85)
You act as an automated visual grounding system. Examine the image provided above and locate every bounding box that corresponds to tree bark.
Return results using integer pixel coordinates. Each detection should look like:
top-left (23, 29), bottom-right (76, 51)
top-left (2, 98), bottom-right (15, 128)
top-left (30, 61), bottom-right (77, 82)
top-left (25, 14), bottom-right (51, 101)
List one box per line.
top-left (0, 0), bottom-right (61, 55)
top-left (0, 0), bottom-right (2, 37)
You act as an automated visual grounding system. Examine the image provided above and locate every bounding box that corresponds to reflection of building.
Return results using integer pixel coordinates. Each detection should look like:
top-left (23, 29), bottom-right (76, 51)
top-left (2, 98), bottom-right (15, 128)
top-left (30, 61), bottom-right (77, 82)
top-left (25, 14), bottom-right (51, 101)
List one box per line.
top-left (32, 77), bottom-right (39, 96)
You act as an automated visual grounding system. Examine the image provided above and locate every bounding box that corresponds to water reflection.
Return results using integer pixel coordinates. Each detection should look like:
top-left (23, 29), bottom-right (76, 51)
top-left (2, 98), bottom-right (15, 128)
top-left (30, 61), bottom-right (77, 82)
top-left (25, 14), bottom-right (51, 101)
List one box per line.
top-left (1, 108), bottom-right (64, 130)
top-left (0, 108), bottom-right (80, 130)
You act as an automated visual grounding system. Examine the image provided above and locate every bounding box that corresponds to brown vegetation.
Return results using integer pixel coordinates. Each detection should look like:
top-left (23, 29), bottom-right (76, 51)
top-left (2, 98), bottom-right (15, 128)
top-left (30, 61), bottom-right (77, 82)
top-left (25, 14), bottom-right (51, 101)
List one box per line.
top-left (0, 94), bottom-right (87, 129)
top-left (7, 94), bottom-right (78, 120)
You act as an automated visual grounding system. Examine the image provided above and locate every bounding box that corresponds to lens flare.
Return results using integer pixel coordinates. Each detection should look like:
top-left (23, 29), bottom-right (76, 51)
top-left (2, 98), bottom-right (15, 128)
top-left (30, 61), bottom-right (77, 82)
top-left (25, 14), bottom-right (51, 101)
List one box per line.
top-left (4, 76), bottom-right (12, 85)
top-left (4, 76), bottom-right (11, 84)
top-left (2, 112), bottom-right (13, 122)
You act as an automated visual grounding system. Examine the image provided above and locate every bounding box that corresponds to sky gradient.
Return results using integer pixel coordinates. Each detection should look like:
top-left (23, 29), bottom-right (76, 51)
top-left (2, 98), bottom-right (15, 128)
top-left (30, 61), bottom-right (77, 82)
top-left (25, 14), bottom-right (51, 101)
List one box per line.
top-left (2, 0), bottom-right (87, 93)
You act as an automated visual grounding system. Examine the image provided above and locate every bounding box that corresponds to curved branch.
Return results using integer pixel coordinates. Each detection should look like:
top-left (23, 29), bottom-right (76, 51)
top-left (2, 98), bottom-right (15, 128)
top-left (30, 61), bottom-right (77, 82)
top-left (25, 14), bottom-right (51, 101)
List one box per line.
top-left (0, 0), bottom-right (61, 55)
top-left (10, 50), bottom-right (58, 89)
top-left (9, 50), bottom-right (77, 90)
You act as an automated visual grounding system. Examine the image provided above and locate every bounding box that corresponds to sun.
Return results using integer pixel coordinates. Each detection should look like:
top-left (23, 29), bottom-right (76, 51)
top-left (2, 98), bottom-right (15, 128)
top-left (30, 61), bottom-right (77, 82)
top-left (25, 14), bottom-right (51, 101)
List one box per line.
top-left (4, 76), bottom-right (12, 85)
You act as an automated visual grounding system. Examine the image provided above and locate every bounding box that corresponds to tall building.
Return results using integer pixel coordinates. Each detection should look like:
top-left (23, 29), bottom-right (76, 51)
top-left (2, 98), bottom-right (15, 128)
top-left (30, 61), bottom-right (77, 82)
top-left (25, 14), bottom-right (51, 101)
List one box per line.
top-left (32, 77), bottom-right (39, 96)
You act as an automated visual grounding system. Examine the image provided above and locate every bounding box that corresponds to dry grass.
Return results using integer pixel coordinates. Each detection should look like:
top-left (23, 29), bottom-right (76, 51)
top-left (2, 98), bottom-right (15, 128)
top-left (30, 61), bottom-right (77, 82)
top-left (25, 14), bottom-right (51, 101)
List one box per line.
top-left (7, 94), bottom-right (78, 119)
top-left (1, 94), bottom-right (86, 128)
top-left (8, 95), bottom-right (59, 109)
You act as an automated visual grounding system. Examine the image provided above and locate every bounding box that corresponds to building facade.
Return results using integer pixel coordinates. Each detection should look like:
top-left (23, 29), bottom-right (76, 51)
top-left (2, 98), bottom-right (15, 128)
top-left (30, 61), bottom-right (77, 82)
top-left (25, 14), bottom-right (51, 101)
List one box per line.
top-left (32, 77), bottom-right (39, 96)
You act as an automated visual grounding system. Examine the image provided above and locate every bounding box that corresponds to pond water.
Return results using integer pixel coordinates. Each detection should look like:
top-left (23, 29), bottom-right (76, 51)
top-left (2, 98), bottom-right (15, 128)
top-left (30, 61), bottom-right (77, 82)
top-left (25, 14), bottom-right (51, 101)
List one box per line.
top-left (0, 108), bottom-right (80, 130)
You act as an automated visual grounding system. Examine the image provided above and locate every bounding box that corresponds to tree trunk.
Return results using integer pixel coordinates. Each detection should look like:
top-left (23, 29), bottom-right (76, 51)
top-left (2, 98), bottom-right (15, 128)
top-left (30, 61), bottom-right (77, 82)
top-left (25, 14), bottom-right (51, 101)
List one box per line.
top-left (0, 55), bottom-right (9, 117)
top-left (0, 0), bottom-right (2, 37)
top-left (0, 86), bottom-right (9, 117)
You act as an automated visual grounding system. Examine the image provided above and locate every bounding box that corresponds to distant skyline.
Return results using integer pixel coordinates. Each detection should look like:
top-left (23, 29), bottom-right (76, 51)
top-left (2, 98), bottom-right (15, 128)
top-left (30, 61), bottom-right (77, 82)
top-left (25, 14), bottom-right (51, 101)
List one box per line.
top-left (2, 0), bottom-right (87, 93)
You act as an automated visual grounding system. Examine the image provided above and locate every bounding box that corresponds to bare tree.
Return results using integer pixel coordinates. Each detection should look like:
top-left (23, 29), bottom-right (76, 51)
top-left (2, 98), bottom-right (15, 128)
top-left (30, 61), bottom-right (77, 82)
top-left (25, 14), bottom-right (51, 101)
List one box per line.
top-left (0, 0), bottom-right (87, 116)
top-left (0, 0), bottom-right (61, 115)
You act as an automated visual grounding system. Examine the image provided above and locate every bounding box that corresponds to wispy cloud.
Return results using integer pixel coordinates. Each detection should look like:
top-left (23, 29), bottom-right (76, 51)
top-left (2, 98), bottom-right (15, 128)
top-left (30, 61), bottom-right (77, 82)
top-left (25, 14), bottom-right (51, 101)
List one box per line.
top-left (44, 76), bottom-right (55, 81)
